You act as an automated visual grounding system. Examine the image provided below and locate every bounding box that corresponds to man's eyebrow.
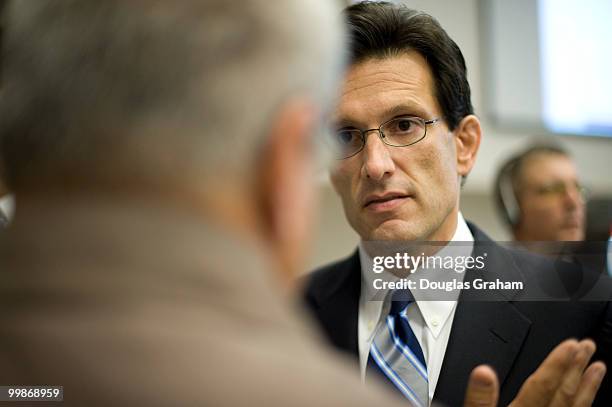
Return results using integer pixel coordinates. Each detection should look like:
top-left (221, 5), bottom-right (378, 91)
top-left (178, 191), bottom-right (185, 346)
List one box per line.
top-left (382, 104), bottom-right (429, 119)
top-left (332, 118), bottom-right (360, 128)
top-left (331, 103), bottom-right (430, 128)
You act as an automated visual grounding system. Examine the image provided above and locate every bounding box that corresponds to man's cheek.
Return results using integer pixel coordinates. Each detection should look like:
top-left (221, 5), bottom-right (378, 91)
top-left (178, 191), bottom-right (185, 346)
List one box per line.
top-left (329, 168), bottom-right (343, 194)
top-left (330, 170), bottom-right (351, 200)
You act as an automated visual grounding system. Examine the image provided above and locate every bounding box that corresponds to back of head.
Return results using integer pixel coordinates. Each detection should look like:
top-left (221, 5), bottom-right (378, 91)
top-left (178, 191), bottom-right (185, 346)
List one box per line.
top-left (343, 1), bottom-right (473, 131)
top-left (0, 0), bottom-right (344, 193)
top-left (0, 2), bottom-right (348, 403)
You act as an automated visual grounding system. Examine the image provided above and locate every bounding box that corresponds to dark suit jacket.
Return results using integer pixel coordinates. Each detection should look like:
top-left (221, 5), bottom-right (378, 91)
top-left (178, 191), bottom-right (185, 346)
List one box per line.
top-left (303, 223), bottom-right (612, 406)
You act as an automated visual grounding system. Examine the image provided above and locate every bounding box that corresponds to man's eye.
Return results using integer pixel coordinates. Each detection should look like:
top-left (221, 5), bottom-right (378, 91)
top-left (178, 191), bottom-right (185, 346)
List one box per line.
top-left (537, 182), bottom-right (566, 195)
top-left (336, 130), bottom-right (357, 145)
top-left (396, 118), bottom-right (414, 132)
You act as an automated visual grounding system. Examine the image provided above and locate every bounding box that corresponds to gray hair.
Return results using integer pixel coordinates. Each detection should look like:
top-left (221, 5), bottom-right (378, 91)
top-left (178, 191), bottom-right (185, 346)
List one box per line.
top-left (0, 0), bottom-right (344, 189)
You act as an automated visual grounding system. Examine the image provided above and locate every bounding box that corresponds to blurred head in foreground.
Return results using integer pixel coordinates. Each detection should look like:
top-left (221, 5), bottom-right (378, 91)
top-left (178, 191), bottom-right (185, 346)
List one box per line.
top-left (0, 1), bottom-right (391, 406)
top-left (494, 143), bottom-right (586, 241)
top-left (0, 0), bottom-right (343, 282)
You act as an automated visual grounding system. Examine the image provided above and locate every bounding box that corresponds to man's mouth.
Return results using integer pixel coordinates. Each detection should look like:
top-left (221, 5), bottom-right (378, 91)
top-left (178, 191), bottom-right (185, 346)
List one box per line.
top-left (363, 192), bottom-right (411, 211)
top-left (562, 218), bottom-right (582, 229)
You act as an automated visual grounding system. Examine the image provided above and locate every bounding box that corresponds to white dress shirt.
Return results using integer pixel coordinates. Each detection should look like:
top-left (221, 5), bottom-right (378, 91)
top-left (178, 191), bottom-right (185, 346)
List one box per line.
top-left (358, 212), bottom-right (474, 404)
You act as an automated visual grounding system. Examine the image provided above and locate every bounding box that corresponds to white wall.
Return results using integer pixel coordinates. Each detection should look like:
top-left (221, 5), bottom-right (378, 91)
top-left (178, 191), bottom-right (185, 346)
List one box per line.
top-left (308, 0), bottom-right (612, 270)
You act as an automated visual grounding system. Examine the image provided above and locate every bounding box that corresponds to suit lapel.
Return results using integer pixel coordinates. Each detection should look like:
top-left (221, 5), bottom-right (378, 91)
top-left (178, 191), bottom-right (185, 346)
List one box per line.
top-left (433, 299), bottom-right (531, 405)
top-left (309, 251), bottom-right (362, 358)
top-left (434, 224), bottom-right (532, 406)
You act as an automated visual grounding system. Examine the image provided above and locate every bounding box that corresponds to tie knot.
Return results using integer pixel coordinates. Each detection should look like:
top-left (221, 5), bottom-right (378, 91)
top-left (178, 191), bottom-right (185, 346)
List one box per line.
top-left (389, 289), bottom-right (414, 316)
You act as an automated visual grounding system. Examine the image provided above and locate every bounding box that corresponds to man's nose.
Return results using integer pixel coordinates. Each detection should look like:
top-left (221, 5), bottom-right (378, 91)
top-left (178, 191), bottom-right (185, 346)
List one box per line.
top-left (360, 131), bottom-right (395, 181)
top-left (563, 184), bottom-right (584, 210)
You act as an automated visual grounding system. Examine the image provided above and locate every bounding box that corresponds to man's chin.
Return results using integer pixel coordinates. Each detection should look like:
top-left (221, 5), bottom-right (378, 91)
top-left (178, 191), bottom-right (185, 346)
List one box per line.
top-left (557, 228), bottom-right (585, 242)
top-left (363, 219), bottom-right (421, 241)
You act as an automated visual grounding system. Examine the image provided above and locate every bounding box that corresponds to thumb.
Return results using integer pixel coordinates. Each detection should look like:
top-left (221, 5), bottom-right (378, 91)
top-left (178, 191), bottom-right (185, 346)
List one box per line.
top-left (464, 365), bottom-right (499, 407)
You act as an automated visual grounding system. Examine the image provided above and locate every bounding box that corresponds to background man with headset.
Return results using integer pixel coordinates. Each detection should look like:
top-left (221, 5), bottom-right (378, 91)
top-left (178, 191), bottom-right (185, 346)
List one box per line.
top-left (494, 143), bottom-right (586, 242)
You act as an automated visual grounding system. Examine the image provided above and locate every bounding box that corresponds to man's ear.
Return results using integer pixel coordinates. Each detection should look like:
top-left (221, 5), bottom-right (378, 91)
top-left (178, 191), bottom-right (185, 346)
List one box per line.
top-left (454, 114), bottom-right (482, 178)
top-left (256, 98), bottom-right (318, 286)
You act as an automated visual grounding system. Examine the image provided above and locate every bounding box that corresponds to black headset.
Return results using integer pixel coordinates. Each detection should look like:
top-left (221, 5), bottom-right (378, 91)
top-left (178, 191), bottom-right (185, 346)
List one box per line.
top-left (494, 156), bottom-right (521, 228)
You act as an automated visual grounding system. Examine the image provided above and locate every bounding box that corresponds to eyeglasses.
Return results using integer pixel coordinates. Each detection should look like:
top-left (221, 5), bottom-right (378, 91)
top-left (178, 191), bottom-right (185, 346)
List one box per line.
top-left (331, 116), bottom-right (440, 159)
top-left (530, 181), bottom-right (588, 201)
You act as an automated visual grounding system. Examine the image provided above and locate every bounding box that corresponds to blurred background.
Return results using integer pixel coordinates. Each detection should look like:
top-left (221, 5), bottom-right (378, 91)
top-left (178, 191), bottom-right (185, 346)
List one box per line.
top-left (309, 0), bottom-right (612, 269)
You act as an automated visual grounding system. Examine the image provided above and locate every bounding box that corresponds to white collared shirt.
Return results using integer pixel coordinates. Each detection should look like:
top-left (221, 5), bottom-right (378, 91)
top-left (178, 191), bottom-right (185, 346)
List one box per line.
top-left (357, 212), bottom-right (474, 404)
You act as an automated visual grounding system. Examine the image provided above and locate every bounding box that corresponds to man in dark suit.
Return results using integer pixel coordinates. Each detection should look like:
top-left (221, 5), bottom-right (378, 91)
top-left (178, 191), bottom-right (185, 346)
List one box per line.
top-left (303, 2), bottom-right (612, 406)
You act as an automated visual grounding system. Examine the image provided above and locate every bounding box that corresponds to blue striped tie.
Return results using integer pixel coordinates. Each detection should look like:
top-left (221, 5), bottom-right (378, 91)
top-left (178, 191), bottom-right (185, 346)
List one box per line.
top-left (367, 290), bottom-right (428, 406)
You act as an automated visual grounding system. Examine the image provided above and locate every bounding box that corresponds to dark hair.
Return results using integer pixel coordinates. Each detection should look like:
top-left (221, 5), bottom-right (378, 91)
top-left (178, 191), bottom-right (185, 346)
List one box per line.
top-left (494, 143), bottom-right (570, 227)
top-left (344, 1), bottom-right (473, 130)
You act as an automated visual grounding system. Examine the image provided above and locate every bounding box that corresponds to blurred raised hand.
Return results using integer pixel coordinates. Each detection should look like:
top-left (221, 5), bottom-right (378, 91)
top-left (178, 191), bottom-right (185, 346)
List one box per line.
top-left (463, 339), bottom-right (606, 407)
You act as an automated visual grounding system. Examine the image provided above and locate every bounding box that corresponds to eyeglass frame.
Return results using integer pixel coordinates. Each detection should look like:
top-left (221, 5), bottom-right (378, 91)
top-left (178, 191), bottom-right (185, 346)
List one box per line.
top-left (333, 115), bottom-right (441, 159)
top-left (520, 180), bottom-right (588, 202)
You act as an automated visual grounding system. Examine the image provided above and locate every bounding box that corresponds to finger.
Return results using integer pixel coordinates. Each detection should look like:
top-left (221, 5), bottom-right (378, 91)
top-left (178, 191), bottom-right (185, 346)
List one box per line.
top-left (550, 339), bottom-right (597, 407)
top-left (464, 365), bottom-right (499, 407)
top-left (572, 361), bottom-right (606, 407)
top-left (510, 339), bottom-right (579, 407)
